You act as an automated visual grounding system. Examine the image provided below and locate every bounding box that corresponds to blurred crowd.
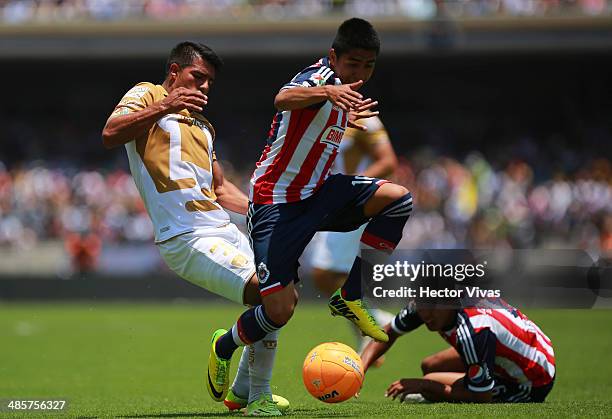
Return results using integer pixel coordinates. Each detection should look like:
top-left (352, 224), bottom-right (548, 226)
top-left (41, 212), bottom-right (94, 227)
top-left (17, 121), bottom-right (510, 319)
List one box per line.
top-left (0, 162), bottom-right (152, 249)
top-left (1, 153), bottom-right (610, 256)
top-left (396, 153), bottom-right (611, 252)
top-left (0, 0), bottom-right (609, 24)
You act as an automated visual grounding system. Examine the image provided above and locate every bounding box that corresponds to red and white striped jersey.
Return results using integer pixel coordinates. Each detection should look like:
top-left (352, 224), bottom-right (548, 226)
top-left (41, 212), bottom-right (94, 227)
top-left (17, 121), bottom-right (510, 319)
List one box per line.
top-left (249, 57), bottom-right (348, 204)
top-left (392, 299), bottom-right (556, 389)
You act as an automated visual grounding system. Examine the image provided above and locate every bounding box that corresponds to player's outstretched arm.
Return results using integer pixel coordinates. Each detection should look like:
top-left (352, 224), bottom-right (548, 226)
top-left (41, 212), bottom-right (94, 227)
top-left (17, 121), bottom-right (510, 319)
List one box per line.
top-left (362, 141), bottom-right (398, 179)
top-left (361, 324), bottom-right (399, 373)
top-left (274, 81), bottom-right (365, 112)
top-left (212, 161), bottom-right (248, 215)
top-left (386, 376), bottom-right (493, 403)
top-left (102, 87), bottom-right (207, 148)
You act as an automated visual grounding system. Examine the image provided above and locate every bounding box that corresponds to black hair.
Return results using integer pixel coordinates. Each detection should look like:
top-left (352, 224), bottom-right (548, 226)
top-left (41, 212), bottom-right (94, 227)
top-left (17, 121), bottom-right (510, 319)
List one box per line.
top-left (166, 41), bottom-right (223, 75)
top-left (331, 17), bottom-right (380, 57)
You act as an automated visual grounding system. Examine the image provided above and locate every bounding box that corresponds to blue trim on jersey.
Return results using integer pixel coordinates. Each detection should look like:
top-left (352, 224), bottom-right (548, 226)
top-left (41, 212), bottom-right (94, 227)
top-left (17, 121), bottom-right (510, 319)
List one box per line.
top-left (266, 111), bottom-right (283, 146)
top-left (282, 57), bottom-right (337, 90)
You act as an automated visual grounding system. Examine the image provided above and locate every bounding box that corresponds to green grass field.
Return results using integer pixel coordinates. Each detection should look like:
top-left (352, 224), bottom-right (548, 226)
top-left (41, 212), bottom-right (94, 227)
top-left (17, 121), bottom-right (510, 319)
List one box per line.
top-left (1, 302), bottom-right (611, 417)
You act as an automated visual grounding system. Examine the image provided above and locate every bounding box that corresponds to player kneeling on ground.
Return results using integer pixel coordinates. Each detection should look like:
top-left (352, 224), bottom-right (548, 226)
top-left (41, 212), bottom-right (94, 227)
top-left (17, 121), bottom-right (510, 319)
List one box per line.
top-left (361, 297), bottom-right (556, 403)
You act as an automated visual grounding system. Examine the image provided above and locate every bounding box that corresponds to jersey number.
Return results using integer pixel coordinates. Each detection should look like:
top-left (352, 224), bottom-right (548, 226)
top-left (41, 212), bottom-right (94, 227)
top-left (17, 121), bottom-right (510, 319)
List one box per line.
top-left (140, 116), bottom-right (217, 212)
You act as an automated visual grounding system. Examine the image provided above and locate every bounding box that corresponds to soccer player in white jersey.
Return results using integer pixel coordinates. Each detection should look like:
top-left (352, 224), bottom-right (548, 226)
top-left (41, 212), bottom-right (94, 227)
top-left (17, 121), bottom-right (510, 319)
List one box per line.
top-left (308, 115), bottom-right (398, 360)
top-left (102, 42), bottom-right (288, 416)
top-left (209, 19), bottom-right (413, 410)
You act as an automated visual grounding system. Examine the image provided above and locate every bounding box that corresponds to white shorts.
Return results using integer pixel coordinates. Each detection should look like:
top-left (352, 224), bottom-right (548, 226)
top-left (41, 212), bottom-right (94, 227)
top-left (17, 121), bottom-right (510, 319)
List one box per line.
top-left (309, 224), bottom-right (366, 273)
top-left (157, 223), bottom-right (255, 305)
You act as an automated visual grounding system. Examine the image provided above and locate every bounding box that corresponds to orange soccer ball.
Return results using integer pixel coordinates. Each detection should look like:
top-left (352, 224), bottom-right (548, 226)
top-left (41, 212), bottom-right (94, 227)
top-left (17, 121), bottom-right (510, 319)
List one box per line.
top-left (302, 342), bottom-right (364, 403)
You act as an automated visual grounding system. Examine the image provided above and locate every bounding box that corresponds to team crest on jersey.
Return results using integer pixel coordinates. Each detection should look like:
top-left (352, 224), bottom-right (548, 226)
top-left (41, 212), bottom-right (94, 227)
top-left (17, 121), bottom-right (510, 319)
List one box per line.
top-left (320, 125), bottom-right (345, 148)
top-left (257, 262), bottom-right (270, 284)
top-left (309, 73), bottom-right (327, 87)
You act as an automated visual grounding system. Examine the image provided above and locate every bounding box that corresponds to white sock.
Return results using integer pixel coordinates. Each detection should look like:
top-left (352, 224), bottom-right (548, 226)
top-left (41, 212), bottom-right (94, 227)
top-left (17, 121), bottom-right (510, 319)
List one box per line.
top-left (230, 345), bottom-right (251, 399)
top-left (248, 329), bottom-right (279, 403)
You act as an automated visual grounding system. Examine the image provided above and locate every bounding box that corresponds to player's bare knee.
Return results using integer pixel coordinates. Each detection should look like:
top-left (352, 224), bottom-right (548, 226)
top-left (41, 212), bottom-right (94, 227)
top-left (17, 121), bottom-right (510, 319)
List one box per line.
top-left (265, 299), bottom-right (295, 326)
top-left (366, 183), bottom-right (411, 217)
top-left (385, 183), bottom-right (410, 201)
top-left (267, 304), bottom-right (294, 326)
top-left (421, 356), bottom-right (435, 375)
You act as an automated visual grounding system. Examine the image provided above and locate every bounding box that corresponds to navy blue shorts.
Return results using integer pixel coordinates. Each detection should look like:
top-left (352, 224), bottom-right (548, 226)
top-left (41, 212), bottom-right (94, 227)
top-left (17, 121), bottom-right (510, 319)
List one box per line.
top-left (492, 377), bottom-right (555, 403)
top-left (248, 174), bottom-right (387, 296)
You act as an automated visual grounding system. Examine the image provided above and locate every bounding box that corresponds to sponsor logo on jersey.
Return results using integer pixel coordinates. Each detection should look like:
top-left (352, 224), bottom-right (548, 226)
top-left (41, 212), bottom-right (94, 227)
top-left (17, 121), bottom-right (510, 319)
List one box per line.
top-left (320, 125), bottom-right (345, 148)
top-left (257, 262), bottom-right (270, 284)
top-left (124, 85), bottom-right (149, 99)
top-left (178, 115), bottom-right (209, 133)
top-left (468, 364), bottom-right (490, 384)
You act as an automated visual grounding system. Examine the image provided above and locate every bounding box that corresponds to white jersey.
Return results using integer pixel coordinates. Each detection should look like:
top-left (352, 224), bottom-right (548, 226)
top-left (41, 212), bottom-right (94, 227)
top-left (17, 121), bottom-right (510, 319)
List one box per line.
top-left (109, 82), bottom-right (230, 243)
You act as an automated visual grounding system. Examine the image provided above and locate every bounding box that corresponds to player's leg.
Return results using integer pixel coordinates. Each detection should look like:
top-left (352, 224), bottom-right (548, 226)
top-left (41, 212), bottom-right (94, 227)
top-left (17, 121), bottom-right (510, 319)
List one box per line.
top-left (225, 274), bottom-right (261, 408)
top-left (157, 230), bottom-right (255, 305)
top-left (157, 230), bottom-right (251, 401)
top-left (310, 228), bottom-right (395, 361)
top-left (213, 284), bottom-right (295, 415)
top-left (311, 229), bottom-right (362, 295)
top-left (243, 273), bottom-right (263, 306)
top-left (157, 225), bottom-right (285, 407)
top-left (215, 283), bottom-right (296, 361)
top-left (420, 347), bottom-right (466, 375)
top-left (312, 268), bottom-right (346, 296)
top-left (221, 226), bottom-right (290, 412)
top-left (422, 372), bottom-right (466, 386)
top-left (339, 182), bottom-right (411, 302)
top-left (224, 346), bottom-right (251, 408)
top-left (321, 176), bottom-right (412, 342)
top-left (225, 330), bottom-right (289, 413)
top-left (213, 201), bottom-right (310, 413)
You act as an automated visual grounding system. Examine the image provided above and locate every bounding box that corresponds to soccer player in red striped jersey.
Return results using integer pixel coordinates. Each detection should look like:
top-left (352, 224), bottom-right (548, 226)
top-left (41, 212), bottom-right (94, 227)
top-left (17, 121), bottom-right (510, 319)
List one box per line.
top-left (362, 299), bottom-right (556, 403)
top-left (208, 18), bottom-right (414, 412)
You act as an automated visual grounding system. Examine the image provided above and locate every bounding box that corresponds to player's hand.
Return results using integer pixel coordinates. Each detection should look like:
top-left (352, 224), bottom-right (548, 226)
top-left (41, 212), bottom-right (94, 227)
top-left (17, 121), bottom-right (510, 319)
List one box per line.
top-left (348, 98), bottom-right (379, 131)
top-left (324, 80), bottom-right (365, 112)
top-left (385, 378), bottom-right (423, 402)
top-left (160, 87), bottom-right (208, 113)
